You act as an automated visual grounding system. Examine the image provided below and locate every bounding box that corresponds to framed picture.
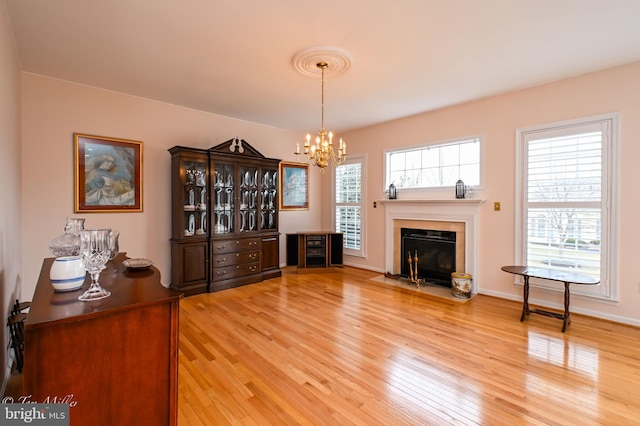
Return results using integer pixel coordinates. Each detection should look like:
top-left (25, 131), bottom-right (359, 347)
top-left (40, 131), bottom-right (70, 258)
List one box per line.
top-left (74, 133), bottom-right (143, 213)
top-left (279, 162), bottom-right (309, 211)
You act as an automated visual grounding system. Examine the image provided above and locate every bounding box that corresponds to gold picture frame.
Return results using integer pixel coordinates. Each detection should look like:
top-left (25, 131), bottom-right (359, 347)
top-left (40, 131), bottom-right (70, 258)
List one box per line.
top-left (74, 133), bottom-right (143, 213)
top-left (279, 162), bottom-right (309, 211)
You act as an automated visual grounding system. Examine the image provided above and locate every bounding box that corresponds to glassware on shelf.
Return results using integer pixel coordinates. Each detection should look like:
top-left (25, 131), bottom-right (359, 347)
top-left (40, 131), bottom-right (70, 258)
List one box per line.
top-left (196, 212), bottom-right (206, 235)
top-left (240, 211), bottom-right (247, 231)
top-left (188, 214), bottom-right (195, 234)
top-left (195, 169), bottom-right (206, 187)
top-left (198, 188), bottom-right (207, 210)
top-left (49, 217), bottom-right (86, 257)
top-left (186, 169), bottom-right (195, 185)
top-left (78, 229), bottom-right (112, 301)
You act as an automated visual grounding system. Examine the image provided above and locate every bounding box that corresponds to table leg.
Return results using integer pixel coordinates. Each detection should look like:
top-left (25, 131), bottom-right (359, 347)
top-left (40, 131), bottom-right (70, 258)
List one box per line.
top-left (520, 276), bottom-right (530, 322)
top-left (562, 282), bottom-right (571, 332)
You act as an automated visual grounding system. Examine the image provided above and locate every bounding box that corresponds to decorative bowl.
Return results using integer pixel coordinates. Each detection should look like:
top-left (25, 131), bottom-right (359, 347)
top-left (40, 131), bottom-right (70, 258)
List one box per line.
top-left (123, 258), bottom-right (154, 269)
top-left (49, 256), bottom-right (86, 292)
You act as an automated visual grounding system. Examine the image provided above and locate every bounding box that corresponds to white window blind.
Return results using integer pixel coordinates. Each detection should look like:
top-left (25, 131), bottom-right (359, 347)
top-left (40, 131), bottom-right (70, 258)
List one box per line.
top-left (334, 156), bottom-right (365, 256)
top-left (517, 115), bottom-right (619, 300)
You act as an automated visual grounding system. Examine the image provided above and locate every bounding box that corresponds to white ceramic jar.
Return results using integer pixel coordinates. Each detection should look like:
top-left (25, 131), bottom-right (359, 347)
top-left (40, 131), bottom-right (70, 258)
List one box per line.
top-left (49, 256), bottom-right (86, 292)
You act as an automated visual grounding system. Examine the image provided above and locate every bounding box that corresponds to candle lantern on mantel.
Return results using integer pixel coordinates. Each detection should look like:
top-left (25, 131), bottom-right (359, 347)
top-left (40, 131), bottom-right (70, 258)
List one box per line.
top-left (388, 183), bottom-right (397, 200)
top-left (455, 179), bottom-right (466, 199)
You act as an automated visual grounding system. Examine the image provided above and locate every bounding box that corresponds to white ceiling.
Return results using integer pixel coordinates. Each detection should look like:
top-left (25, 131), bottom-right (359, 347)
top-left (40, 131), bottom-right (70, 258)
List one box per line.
top-left (6, 0), bottom-right (640, 133)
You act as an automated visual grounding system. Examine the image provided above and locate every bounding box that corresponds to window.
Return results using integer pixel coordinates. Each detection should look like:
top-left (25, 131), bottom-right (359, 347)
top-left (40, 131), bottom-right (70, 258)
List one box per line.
top-left (333, 155), bottom-right (366, 257)
top-left (385, 137), bottom-right (481, 189)
top-left (516, 114), bottom-right (619, 300)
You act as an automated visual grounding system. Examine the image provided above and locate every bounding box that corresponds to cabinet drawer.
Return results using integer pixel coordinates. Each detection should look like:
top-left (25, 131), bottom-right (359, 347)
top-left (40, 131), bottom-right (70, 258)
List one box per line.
top-left (212, 238), bottom-right (261, 254)
top-left (212, 251), bottom-right (260, 267)
top-left (212, 262), bottom-right (260, 280)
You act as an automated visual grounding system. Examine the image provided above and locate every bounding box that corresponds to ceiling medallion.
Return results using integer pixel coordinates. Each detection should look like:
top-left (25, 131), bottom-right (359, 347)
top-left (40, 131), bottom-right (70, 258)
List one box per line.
top-left (292, 46), bottom-right (352, 78)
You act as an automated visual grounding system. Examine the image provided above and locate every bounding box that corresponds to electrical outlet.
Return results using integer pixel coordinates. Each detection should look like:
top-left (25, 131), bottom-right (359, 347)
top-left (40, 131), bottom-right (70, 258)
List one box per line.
top-left (494, 202), bottom-right (501, 211)
top-left (373, 201), bottom-right (377, 208)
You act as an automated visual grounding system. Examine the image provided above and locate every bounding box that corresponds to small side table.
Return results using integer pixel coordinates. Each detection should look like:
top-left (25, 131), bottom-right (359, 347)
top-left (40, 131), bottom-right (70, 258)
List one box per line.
top-left (501, 265), bottom-right (599, 332)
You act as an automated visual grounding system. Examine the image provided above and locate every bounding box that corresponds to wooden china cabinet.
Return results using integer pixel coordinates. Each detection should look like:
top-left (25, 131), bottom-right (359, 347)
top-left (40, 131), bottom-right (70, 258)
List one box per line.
top-left (169, 138), bottom-right (281, 295)
top-left (169, 146), bottom-right (209, 296)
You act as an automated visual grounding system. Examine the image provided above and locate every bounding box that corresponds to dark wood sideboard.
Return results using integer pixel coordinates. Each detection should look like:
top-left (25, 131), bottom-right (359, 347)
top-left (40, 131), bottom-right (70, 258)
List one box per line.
top-left (24, 254), bottom-right (182, 425)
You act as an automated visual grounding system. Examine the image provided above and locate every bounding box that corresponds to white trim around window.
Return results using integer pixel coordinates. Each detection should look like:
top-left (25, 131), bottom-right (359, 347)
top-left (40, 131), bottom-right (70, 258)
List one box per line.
top-left (332, 154), bottom-right (366, 258)
top-left (384, 135), bottom-right (483, 193)
top-left (515, 113), bottom-right (620, 301)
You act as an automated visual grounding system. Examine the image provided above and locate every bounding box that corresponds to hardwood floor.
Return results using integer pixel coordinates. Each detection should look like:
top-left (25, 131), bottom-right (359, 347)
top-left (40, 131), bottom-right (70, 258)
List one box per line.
top-left (178, 267), bottom-right (640, 425)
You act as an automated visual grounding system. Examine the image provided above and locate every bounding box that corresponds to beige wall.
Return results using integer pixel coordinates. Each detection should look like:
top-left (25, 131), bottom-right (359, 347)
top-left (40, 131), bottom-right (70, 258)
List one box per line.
top-left (0, 3), bottom-right (23, 390)
top-left (19, 74), bottom-right (323, 300)
top-left (337, 61), bottom-right (640, 325)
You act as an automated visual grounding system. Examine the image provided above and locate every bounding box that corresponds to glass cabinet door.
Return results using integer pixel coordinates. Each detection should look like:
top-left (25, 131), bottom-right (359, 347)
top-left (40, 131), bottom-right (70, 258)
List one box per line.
top-left (183, 159), bottom-right (207, 237)
top-left (261, 167), bottom-right (278, 231)
top-left (239, 165), bottom-right (259, 233)
top-left (213, 163), bottom-right (234, 235)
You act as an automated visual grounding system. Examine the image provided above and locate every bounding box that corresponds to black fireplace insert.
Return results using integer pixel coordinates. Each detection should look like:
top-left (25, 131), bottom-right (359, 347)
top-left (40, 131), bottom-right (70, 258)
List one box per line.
top-left (400, 228), bottom-right (456, 286)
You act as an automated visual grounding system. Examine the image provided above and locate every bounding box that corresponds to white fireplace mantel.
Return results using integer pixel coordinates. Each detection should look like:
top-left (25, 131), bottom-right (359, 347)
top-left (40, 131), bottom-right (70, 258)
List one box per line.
top-left (379, 199), bottom-right (485, 293)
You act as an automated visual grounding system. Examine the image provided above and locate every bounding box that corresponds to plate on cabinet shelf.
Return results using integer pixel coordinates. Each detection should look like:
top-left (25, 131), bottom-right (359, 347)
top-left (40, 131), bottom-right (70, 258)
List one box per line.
top-left (123, 258), bottom-right (154, 269)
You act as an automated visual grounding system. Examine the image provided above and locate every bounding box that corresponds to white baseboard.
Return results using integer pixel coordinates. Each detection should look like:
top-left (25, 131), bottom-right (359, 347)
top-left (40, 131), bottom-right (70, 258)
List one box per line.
top-left (478, 289), bottom-right (640, 327)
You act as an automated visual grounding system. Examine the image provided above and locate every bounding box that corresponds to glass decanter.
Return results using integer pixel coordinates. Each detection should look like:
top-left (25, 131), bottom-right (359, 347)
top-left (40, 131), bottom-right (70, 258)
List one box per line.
top-left (49, 217), bottom-right (86, 257)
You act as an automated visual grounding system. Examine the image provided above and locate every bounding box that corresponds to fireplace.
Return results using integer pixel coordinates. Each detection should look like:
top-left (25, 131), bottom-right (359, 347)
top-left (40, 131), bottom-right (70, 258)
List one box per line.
top-left (380, 199), bottom-right (484, 295)
top-left (400, 228), bottom-right (456, 286)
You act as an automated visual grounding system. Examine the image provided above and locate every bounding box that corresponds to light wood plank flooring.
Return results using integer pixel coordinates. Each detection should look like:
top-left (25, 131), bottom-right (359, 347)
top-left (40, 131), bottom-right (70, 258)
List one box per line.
top-left (178, 267), bottom-right (640, 425)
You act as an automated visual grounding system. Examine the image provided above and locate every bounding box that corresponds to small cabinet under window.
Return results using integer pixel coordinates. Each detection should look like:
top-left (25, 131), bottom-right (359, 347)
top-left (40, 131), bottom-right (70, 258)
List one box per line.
top-left (286, 232), bottom-right (343, 271)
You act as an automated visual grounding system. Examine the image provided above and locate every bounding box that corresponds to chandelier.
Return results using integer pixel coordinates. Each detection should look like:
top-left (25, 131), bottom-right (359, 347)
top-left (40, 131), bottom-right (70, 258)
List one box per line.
top-left (295, 61), bottom-right (346, 169)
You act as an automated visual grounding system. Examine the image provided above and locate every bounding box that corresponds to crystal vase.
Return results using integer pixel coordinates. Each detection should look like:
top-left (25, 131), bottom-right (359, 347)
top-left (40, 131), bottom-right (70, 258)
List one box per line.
top-left (49, 217), bottom-right (86, 257)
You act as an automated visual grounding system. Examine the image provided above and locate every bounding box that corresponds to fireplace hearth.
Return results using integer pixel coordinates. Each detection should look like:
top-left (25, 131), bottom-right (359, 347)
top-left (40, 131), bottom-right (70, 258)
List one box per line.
top-left (401, 228), bottom-right (456, 286)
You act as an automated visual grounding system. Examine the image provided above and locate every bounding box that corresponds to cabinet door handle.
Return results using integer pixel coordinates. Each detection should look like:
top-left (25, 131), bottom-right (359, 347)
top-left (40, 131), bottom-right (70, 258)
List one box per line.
top-left (216, 271), bottom-right (226, 276)
top-left (216, 245), bottom-right (226, 250)
top-left (217, 258), bottom-right (226, 264)
top-left (249, 266), bottom-right (257, 272)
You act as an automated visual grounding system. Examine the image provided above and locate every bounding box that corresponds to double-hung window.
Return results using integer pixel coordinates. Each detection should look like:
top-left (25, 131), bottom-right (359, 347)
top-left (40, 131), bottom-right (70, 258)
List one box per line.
top-left (516, 114), bottom-right (619, 300)
top-left (333, 155), bottom-right (366, 257)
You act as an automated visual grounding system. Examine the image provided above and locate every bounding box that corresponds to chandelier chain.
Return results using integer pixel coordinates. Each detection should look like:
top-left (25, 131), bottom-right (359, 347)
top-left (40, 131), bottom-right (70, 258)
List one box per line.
top-left (294, 61), bottom-right (347, 170)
